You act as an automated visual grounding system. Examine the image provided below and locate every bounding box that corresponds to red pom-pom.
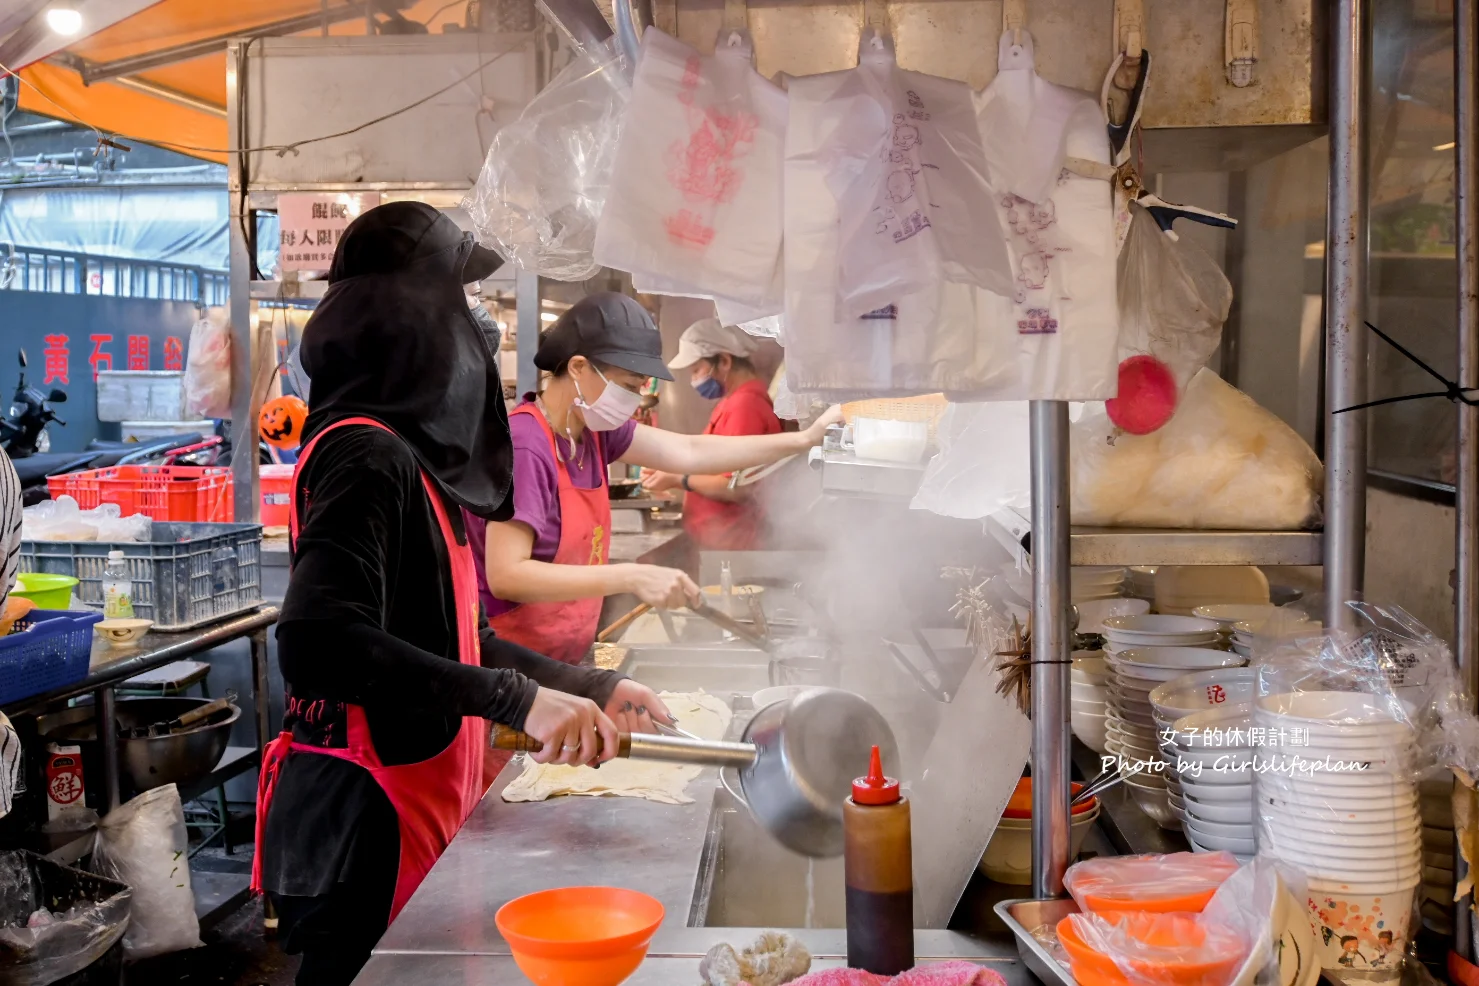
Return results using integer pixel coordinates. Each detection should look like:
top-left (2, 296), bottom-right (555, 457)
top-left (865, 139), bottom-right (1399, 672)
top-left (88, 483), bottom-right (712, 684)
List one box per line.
top-left (1106, 355), bottom-right (1178, 435)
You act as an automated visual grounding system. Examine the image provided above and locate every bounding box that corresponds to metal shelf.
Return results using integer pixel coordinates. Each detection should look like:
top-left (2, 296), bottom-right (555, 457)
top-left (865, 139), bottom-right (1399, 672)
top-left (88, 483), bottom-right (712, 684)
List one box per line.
top-left (809, 450), bottom-right (1323, 567)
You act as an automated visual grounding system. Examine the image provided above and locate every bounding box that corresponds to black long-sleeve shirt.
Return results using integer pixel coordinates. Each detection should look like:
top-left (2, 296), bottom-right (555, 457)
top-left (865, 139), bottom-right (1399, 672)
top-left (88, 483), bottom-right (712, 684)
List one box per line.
top-left (262, 425), bottom-right (622, 898)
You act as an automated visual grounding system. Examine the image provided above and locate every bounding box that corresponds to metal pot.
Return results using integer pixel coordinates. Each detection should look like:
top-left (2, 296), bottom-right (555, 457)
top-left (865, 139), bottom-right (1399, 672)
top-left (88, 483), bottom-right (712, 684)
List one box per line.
top-left (39, 697), bottom-right (239, 796)
top-left (734, 687), bottom-right (897, 858)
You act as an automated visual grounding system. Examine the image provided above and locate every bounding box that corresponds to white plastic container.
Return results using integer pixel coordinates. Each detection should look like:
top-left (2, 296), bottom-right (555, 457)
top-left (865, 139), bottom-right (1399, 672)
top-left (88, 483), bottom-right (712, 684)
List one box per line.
top-left (851, 418), bottom-right (929, 464)
top-left (96, 372), bottom-right (186, 423)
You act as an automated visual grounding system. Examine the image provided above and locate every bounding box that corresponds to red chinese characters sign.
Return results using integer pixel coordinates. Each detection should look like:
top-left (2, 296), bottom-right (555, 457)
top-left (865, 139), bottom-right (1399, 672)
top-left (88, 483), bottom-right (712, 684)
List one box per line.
top-left (279, 193), bottom-right (380, 271)
top-left (89, 335), bottom-right (113, 380)
top-left (164, 336), bottom-right (184, 372)
top-left (43, 335), bottom-right (69, 385)
top-left (128, 335), bottom-right (150, 371)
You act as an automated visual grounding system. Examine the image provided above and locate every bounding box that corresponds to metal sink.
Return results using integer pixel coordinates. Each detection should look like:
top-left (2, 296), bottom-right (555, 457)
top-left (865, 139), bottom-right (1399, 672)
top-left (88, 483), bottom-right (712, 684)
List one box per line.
top-left (619, 644), bottom-right (774, 694)
top-left (691, 783), bottom-right (847, 929)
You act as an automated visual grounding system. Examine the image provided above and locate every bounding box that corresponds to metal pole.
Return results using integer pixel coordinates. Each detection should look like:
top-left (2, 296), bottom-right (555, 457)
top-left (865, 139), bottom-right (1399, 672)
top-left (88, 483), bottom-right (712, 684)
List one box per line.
top-left (1029, 399), bottom-right (1071, 898)
top-left (516, 269), bottom-right (541, 398)
top-left (97, 686), bottom-right (121, 811)
top-left (1321, 0), bottom-right (1371, 631)
top-left (1454, 0), bottom-right (1479, 960)
top-left (227, 41), bottom-right (260, 524)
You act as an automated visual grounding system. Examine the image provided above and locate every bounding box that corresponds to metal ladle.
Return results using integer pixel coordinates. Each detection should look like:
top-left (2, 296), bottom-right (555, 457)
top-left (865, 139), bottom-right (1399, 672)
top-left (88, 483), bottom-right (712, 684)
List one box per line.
top-left (492, 688), bottom-right (897, 857)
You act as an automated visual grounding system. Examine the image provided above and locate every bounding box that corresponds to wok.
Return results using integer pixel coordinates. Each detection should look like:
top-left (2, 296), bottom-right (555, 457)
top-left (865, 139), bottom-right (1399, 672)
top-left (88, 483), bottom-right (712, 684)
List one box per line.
top-left (40, 696), bottom-right (239, 796)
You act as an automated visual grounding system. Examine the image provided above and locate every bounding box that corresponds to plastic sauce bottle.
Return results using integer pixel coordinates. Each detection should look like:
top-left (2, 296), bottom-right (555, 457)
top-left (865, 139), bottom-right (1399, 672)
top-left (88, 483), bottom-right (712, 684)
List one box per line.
top-left (102, 550), bottom-right (134, 618)
top-left (844, 745), bottom-right (914, 975)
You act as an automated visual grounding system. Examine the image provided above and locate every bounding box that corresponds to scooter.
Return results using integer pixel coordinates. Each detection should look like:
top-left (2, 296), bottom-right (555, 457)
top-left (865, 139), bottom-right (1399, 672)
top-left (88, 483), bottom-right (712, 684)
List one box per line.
top-left (0, 348), bottom-right (67, 458)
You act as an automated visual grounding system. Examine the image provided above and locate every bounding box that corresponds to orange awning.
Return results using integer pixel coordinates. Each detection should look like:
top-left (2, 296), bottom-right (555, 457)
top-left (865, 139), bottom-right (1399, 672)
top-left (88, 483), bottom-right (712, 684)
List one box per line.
top-left (16, 0), bottom-right (468, 164)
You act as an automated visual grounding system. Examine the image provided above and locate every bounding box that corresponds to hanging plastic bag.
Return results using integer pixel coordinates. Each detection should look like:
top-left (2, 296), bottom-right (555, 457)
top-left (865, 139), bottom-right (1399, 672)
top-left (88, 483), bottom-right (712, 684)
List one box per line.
top-left (0, 850), bottom-right (132, 986)
top-left (910, 401), bottom-right (1032, 519)
top-left (825, 29), bottom-right (1012, 320)
top-left (783, 49), bottom-right (1011, 399)
top-left (1070, 368), bottom-right (1322, 530)
top-left (595, 27), bottom-right (786, 313)
top-left (464, 40), bottom-right (629, 281)
top-left (90, 785), bottom-right (202, 961)
top-left (965, 30), bottom-right (1121, 402)
top-left (183, 308), bottom-right (231, 420)
top-left (1108, 203), bottom-right (1232, 434)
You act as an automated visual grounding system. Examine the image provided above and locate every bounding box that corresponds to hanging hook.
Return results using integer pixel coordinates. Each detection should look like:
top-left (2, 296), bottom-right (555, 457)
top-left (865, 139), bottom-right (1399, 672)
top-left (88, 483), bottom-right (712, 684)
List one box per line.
top-left (1002, 0), bottom-right (1027, 46)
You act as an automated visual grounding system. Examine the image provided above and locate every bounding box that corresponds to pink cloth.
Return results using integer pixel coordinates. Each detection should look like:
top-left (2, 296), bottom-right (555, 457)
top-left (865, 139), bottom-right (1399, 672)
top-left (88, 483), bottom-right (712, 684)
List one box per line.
top-left (758, 961), bottom-right (1008, 986)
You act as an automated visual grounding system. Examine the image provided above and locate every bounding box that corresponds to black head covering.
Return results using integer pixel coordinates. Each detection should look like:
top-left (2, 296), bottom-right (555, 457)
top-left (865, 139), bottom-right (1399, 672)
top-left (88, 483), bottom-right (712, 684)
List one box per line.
top-left (300, 201), bottom-right (513, 520)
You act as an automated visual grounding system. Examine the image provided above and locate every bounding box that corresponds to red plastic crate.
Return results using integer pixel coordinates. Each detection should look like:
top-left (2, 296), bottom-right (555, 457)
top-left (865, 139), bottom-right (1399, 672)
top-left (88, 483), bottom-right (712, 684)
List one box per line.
top-left (49, 465), bottom-right (234, 522)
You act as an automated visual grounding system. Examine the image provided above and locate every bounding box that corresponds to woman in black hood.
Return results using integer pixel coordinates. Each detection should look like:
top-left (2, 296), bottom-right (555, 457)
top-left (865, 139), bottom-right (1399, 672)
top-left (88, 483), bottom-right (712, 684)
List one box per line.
top-left (252, 202), bottom-right (663, 986)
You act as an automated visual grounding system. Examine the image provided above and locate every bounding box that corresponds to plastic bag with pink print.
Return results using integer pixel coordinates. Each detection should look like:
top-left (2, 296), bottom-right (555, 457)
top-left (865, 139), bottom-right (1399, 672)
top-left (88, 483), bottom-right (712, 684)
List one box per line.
top-left (594, 26), bottom-right (785, 314)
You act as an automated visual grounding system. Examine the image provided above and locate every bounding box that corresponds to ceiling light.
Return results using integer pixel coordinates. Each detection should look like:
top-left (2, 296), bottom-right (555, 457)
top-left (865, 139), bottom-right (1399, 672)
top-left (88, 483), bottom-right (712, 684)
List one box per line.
top-left (1434, 141), bottom-right (1456, 152)
top-left (46, 6), bottom-right (83, 35)
top-left (540, 312), bottom-right (557, 322)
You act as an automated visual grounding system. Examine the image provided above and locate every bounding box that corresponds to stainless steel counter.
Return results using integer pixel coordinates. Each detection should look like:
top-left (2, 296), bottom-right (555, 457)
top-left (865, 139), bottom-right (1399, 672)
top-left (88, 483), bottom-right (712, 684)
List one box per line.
top-left (355, 952), bottom-right (1030, 986)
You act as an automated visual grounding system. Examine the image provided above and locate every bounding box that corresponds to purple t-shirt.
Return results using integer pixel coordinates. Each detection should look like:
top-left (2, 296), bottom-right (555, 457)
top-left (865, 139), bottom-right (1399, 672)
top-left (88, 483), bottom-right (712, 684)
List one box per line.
top-left (467, 399), bottom-right (637, 618)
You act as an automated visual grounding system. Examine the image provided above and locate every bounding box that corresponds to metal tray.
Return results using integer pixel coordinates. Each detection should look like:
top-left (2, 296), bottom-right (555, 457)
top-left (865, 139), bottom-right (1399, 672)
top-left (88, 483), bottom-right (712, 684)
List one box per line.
top-left (993, 897), bottom-right (1080, 986)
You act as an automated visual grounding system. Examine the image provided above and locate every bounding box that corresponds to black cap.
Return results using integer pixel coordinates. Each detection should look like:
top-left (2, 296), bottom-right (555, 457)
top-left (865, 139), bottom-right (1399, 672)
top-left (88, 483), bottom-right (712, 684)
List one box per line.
top-left (461, 241), bottom-right (505, 282)
top-left (535, 293), bottom-right (673, 381)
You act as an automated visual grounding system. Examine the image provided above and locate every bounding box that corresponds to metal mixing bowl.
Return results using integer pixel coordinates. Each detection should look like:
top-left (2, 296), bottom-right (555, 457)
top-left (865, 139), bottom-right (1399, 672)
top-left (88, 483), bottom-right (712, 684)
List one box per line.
top-left (39, 697), bottom-right (239, 795)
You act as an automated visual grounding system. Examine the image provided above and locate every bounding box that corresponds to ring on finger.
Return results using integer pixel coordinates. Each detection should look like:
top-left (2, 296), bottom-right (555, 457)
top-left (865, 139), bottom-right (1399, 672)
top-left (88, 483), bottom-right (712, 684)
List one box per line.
top-left (561, 744), bottom-right (579, 752)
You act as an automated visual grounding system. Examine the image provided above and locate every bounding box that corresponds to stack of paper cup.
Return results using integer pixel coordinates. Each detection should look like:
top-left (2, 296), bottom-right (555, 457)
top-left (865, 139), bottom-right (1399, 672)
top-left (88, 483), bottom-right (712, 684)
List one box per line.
top-left (1254, 691), bottom-right (1419, 980)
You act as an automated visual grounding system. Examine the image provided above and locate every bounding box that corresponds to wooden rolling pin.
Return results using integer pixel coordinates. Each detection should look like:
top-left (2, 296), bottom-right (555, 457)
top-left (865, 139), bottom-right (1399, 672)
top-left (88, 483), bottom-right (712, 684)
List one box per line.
top-left (596, 603), bottom-right (651, 643)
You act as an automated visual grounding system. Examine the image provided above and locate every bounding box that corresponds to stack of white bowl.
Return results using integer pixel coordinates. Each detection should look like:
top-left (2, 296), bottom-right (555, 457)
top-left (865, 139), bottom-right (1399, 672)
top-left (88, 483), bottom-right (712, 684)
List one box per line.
top-left (1071, 652), bottom-right (1111, 753)
top-left (1168, 703), bottom-right (1259, 859)
top-left (1072, 566), bottom-right (1126, 602)
top-left (1253, 691), bottom-right (1421, 977)
top-left (1149, 666), bottom-right (1258, 824)
top-left (1126, 566), bottom-right (1158, 601)
top-left (1101, 615), bottom-right (1244, 831)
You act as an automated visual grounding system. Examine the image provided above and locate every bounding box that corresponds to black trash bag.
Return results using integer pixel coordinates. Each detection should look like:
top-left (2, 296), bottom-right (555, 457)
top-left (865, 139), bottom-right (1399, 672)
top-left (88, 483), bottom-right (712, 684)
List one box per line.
top-left (0, 850), bottom-right (130, 986)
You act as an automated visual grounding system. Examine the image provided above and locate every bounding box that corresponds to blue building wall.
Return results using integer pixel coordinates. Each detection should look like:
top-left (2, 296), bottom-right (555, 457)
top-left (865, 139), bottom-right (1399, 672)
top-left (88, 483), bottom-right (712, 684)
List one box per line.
top-left (0, 294), bottom-right (201, 452)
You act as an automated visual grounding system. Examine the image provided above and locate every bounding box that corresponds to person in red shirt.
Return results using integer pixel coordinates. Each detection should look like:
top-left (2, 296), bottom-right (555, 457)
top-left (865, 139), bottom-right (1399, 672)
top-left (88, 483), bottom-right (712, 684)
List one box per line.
top-left (643, 319), bottom-right (784, 550)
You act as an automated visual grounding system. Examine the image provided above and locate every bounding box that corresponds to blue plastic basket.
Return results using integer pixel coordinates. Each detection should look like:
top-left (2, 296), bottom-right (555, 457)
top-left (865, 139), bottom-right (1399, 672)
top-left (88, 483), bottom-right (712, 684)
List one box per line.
top-left (0, 609), bottom-right (104, 707)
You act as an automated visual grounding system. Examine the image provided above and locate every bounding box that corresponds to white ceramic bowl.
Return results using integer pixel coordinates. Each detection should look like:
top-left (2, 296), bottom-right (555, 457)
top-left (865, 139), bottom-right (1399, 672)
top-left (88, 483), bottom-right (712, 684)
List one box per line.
top-left (980, 805), bottom-right (1100, 884)
top-left (1149, 668), bottom-right (1257, 720)
top-left (1072, 654), bottom-right (1110, 677)
top-left (1071, 709), bottom-right (1110, 753)
top-left (1072, 679), bottom-right (1109, 699)
top-left (96, 618), bottom-right (153, 646)
top-left (1184, 824), bottom-right (1255, 855)
top-left (1116, 647), bottom-right (1247, 672)
top-left (1264, 822), bottom-right (1421, 851)
top-left (1192, 603), bottom-right (1285, 627)
top-left (1262, 833), bottom-right (1422, 867)
top-left (1185, 799), bottom-right (1254, 825)
top-left (1181, 774), bottom-right (1254, 803)
top-left (1269, 853), bottom-right (1421, 885)
top-left (1257, 788), bottom-right (1418, 814)
top-left (1103, 614), bottom-right (1223, 637)
top-left (1125, 778), bottom-right (1180, 829)
top-left (1257, 773), bottom-right (1415, 801)
top-left (1184, 816), bottom-right (1254, 840)
top-left (1071, 697), bottom-right (1108, 715)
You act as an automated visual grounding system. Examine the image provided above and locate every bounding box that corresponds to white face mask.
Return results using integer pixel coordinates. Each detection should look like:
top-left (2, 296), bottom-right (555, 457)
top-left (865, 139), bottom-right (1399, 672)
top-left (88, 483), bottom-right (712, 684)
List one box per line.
top-left (573, 364), bottom-right (642, 432)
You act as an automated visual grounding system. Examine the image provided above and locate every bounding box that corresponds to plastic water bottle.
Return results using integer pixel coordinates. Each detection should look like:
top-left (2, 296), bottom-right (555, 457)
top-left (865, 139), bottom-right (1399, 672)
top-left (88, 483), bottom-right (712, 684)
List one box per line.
top-left (102, 550), bottom-right (134, 619)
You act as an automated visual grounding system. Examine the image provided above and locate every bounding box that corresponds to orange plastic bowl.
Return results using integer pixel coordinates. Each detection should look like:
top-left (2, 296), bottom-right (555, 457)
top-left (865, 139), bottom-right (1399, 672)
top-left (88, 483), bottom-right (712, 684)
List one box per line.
top-left (1002, 777), bottom-right (1096, 820)
top-left (1057, 912), bottom-right (1244, 986)
top-left (495, 887), bottom-right (664, 986)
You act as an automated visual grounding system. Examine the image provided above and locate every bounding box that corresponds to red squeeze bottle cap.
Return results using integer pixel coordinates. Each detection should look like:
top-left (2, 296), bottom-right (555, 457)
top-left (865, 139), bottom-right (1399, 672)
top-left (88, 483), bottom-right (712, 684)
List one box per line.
top-left (851, 745), bottom-right (900, 805)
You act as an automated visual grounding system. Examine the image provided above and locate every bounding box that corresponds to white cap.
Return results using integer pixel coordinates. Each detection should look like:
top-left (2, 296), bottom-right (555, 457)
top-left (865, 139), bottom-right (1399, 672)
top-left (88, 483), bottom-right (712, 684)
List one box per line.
top-left (669, 318), bottom-right (759, 371)
top-left (107, 550), bottom-right (125, 561)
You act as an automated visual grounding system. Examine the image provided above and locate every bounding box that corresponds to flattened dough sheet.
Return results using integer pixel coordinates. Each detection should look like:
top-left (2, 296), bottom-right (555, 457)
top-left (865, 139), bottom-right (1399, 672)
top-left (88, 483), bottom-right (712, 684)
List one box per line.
top-left (501, 691), bottom-right (733, 805)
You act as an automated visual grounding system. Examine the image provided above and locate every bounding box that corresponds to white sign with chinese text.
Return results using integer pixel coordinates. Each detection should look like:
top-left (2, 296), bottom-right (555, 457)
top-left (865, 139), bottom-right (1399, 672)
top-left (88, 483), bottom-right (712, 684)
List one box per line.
top-left (278, 192), bottom-right (381, 271)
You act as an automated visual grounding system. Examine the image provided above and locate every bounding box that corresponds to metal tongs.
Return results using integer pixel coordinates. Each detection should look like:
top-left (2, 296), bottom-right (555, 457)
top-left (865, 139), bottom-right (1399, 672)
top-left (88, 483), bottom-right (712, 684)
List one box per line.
top-left (1071, 762), bottom-right (1144, 808)
top-left (688, 600), bottom-right (774, 653)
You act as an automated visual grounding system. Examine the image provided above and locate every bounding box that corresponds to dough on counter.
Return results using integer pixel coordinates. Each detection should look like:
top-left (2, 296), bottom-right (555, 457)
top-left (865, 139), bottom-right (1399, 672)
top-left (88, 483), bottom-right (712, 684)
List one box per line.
top-left (500, 691), bottom-right (733, 805)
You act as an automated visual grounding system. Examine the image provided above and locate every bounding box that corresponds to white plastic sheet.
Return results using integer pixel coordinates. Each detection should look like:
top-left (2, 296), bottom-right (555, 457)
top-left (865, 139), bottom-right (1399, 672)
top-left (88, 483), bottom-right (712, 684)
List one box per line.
top-left (596, 27), bottom-right (786, 314)
top-left (464, 40), bottom-right (630, 281)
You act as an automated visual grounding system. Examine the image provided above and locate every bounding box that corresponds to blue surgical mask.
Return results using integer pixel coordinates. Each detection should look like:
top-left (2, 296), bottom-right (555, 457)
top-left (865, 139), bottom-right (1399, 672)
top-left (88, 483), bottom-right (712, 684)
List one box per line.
top-left (694, 373), bottom-right (725, 400)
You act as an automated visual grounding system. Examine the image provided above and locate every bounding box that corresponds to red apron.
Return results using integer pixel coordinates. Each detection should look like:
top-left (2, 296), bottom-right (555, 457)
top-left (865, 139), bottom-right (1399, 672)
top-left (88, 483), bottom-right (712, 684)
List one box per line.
top-left (482, 403), bottom-right (613, 783)
top-left (251, 417), bottom-right (487, 925)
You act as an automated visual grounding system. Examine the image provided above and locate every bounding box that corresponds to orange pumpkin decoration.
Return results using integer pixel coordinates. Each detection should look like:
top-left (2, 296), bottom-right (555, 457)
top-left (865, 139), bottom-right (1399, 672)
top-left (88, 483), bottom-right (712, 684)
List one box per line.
top-left (259, 395), bottom-right (308, 449)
